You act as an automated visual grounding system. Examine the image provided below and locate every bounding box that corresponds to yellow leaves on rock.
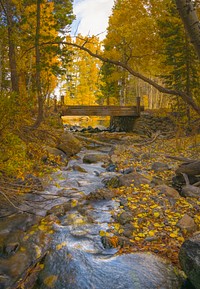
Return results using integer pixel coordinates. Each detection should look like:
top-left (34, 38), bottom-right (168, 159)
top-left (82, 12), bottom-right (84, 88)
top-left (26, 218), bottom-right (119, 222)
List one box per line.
top-left (150, 204), bottom-right (158, 209)
top-left (169, 232), bottom-right (178, 238)
top-left (148, 230), bottom-right (156, 237)
top-left (44, 275), bottom-right (58, 288)
top-left (35, 245), bottom-right (42, 258)
top-left (114, 223), bottom-right (120, 231)
top-left (56, 242), bottom-right (67, 251)
top-left (71, 199), bottom-right (78, 207)
top-left (38, 224), bottom-right (47, 231)
top-left (153, 212), bottom-right (160, 218)
top-left (99, 230), bottom-right (110, 237)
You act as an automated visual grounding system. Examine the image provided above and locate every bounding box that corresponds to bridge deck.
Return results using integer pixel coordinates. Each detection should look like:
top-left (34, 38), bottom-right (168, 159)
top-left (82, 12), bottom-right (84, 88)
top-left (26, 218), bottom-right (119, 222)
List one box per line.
top-left (61, 105), bottom-right (144, 117)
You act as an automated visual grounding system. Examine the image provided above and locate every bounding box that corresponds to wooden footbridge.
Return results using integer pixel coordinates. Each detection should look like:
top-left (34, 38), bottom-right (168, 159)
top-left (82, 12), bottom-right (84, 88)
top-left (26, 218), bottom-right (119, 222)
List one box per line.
top-left (58, 97), bottom-right (144, 131)
top-left (60, 97), bottom-right (144, 117)
top-left (61, 105), bottom-right (143, 117)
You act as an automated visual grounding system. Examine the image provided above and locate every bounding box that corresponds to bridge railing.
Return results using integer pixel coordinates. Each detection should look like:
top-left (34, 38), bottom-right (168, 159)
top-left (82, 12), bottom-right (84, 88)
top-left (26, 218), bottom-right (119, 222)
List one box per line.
top-left (56, 97), bottom-right (143, 117)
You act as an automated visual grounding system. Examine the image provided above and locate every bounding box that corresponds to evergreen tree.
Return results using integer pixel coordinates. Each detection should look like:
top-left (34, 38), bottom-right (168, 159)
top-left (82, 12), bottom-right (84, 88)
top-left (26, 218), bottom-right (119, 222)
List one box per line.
top-left (157, 0), bottom-right (200, 117)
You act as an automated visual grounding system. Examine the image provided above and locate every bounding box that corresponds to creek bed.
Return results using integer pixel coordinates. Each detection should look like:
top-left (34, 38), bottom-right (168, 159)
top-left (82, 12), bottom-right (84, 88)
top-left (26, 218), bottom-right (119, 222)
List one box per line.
top-left (0, 144), bottom-right (186, 289)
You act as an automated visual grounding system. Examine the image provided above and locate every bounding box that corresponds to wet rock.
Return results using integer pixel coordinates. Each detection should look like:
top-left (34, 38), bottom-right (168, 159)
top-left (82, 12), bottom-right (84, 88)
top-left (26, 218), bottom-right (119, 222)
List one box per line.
top-left (102, 175), bottom-right (120, 188)
top-left (72, 164), bottom-right (87, 173)
top-left (120, 167), bottom-right (134, 174)
top-left (0, 275), bottom-right (10, 289)
top-left (179, 233), bottom-right (200, 289)
top-left (83, 153), bottom-right (109, 164)
top-left (4, 242), bottom-right (20, 256)
top-left (119, 172), bottom-right (151, 187)
top-left (0, 253), bottom-right (30, 288)
top-left (37, 245), bottom-right (185, 289)
top-left (86, 189), bottom-right (116, 201)
top-left (0, 213), bottom-right (38, 234)
top-left (106, 164), bottom-right (116, 172)
top-left (101, 235), bottom-right (130, 249)
top-left (0, 215), bottom-right (55, 289)
top-left (46, 204), bottom-right (65, 217)
top-left (177, 214), bottom-right (197, 233)
top-left (155, 185), bottom-right (180, 199)
top-left (101, 236), bottom-right (116, 249)
top-left (152, 162), bottom-right (170, 172)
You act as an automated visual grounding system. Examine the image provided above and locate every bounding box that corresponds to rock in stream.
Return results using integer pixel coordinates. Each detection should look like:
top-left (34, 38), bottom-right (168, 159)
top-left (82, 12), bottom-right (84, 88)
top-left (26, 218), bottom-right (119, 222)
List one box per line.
top-left (35, 230), bottom-right (185, 289)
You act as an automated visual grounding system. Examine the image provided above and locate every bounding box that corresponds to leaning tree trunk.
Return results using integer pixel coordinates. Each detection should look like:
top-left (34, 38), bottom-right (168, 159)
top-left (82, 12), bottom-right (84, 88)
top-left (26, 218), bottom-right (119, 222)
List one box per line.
top-left (175, 0), bottom-right (200, 59)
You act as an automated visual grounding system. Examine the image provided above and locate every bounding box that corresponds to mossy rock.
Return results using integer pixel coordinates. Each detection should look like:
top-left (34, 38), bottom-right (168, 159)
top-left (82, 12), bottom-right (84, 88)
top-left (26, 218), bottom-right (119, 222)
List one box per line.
top-left (56, 131), bottom-right (82, 157)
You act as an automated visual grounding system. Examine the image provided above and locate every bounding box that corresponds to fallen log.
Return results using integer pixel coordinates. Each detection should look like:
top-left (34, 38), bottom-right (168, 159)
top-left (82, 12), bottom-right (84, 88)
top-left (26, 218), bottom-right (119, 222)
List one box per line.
top-left (181, 173), bottom-right (200, 198)
top-left (165, 155), bottom-right (194, 163)
top-left (165, 156), bottom-right (200, 176)
top-left (176, 160), bottom-right (200, 176)
top-left (76, 135), bottom-right (113, 147)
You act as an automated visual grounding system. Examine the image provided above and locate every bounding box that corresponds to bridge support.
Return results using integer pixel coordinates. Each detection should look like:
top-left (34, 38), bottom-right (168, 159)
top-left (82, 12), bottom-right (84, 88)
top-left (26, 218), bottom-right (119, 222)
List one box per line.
top-left (110, 116), bottom-right (139, 132)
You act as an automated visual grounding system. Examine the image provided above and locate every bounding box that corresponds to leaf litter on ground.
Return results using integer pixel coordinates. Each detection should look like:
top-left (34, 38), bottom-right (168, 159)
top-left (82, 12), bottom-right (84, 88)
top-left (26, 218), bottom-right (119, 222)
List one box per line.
top-left (97, 133), bottom-right (200, 266)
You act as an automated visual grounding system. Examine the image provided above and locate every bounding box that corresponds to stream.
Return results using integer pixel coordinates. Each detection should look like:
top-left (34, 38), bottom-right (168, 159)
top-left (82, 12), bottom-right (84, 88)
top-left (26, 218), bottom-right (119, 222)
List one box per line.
top-left (0, 142), bottom-right (186, 289)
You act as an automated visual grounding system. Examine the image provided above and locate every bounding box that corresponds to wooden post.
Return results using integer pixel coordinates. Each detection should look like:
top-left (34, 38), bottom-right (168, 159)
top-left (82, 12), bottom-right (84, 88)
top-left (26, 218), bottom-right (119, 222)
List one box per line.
top-left (54, 98), bottom-right (57, 112)
top-left (136, 97), bottom-right (141, 115)
top-left (61, 95), bottom-right (64, 106)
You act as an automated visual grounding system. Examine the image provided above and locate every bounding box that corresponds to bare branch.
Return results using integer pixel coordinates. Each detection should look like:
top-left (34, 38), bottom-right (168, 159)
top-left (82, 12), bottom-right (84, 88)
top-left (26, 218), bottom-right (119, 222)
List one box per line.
top-left (60, 40), bottom-right (200, 115)
top-left (22, 40), bottom-right (200, 115)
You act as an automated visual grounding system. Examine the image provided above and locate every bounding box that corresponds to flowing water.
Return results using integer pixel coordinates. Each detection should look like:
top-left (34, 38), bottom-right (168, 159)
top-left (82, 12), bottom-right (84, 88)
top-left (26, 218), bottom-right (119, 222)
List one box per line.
top-left (0, 144), bottom-right (185, 289)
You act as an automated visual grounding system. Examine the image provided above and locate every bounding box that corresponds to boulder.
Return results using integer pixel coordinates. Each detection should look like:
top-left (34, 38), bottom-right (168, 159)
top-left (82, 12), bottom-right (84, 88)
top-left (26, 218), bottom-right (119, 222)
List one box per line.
top-left (102, 175), bottom-right (121, 188)
top-left (38, 245), bottom-right (185, 289)
top-left (116, 211), bottom-right (133, 225)
top-left (179, 233), bottom-right (200, 289)
top-left (86, 189), bottom-right (116, 201)
top-left (155, 185), bottom-right (180, 199)
top-left (46, 146), bottom-right (67, 161)
top-left (152, 162), bottom-right (170, 172)
top-left (56, 132), bottom-right (82, 157)
top-left (119, 172), bottom-right (151, 187)
top-left (177, 214), bottom-right (197, 233)
top-left (72, 165), bottom-right (87, 173)
top-left (83, 153), bottom-right (109, 164)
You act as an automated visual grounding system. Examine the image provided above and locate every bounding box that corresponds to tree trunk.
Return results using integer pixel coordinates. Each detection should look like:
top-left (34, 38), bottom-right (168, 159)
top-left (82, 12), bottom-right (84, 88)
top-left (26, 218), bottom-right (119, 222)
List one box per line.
top-left (0, 39), bottom-right (2, 91)
top-left (33, 0), bottom-right (43, 128)
top-left (175, 0), bottom-right (200, 59)
top-left (185, 32), bottom-right (191, 125)
top-left (5, 0), bottom-right (19, 93)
